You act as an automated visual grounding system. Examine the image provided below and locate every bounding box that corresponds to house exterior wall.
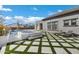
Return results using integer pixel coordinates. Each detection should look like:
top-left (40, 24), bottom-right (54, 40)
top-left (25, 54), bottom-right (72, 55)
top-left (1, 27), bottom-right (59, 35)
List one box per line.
top-left (42, 13), bottom-right (79, 34)
top-left (35, 21), bottom-right (42, 30)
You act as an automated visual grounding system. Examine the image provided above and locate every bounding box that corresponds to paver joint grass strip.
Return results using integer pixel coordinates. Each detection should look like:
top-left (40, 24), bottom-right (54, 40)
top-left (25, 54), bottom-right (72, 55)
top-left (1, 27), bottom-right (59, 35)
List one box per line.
top-left (55, 34), bottom-right (79, 51)
top-left (45, 32), bottom-right (56, 54)
top-left (38, 38), bottom-right (42, 54)
top-left (23, 39), bottom-right (36, 53)
top-left (48, 32), bottom-right (72, 54)
top-left (5, 40), bottom-right (26, 54)
top-left (5, 44), bottom-right (10, 54)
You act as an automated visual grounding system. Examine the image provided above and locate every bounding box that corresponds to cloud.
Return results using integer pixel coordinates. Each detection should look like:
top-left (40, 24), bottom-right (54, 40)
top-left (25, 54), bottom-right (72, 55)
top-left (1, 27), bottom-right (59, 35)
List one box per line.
top-left (48, 10), bottom-right (63, 16)
top-left (14, 16), bottom-right (25, 19)
top-left (4, 16), bottom-right (15, 25)
top-left (4, 16), bottom-right (12, 20)
top-left (14, 16), bottom-right (44, 24)
top-left (48, 11), bottom-right (56, 16)
top-left (24, 16), bottom-right (44, 23)
top-left (58, 10), bottom-right (63, 12)
top-left (0, 5), bottom-right (12, 12)
top-left (33, 7), bottom-right (38, 11)
top-left (4, 16), bottom-right (44, 25)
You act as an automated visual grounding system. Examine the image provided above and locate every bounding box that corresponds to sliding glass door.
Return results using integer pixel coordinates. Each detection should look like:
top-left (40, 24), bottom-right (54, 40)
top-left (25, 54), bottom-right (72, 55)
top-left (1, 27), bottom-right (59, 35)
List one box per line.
top-left (47, 21), bottom-right (58, 31)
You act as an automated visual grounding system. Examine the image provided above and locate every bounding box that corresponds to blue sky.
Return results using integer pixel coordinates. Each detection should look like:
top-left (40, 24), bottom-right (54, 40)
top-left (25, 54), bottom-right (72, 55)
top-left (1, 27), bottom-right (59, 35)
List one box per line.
top-left (0, 5), bottom-right (79, 25)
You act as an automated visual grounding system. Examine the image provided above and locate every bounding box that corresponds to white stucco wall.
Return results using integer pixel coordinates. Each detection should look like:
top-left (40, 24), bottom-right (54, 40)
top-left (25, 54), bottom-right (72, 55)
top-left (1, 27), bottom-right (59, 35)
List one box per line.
top-left (42, 13), bottom-right (79, 34)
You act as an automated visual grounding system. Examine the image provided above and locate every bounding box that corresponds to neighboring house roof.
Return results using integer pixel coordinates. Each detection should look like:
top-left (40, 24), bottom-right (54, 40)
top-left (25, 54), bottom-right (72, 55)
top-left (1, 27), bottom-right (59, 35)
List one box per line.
top-left (42, 7), bottom-right (79, 21)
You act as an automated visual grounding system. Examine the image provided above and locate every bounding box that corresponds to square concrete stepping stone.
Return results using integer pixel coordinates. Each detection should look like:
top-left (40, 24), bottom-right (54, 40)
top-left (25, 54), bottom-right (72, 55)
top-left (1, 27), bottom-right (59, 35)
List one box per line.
top-left (75, 38), bottom-right (79, 40)
top-left (43, 37), bottom-right (47, 39)
top-left (73, 40), bottom-right (79, 42)
top-left (67, 48), bottom-right (79, 54)
top-left (23, 41), bottom-right (31, 45)
top-left (53, 36), bottom-right (60, 40)
top-left (68, 38), bottom-right (73, 40)
top-left (51, 42), bottom-right (60, 46)
top-left (52, 35), bottom-right (59, 38)
top-left (65, 40), bottom-right (73, 42)
top-left (71, 43), bottom-right (79, 47)
top-left (28, 46), bottom-right (38, 52)
top-left (0, 46), bottom-right (6, 54)
top-left (59, 36), bottom-right (67, 39)
top-left (54, 47), bottom-right (67, 54)
top-left (59, 36), bottom-right (63, 37)
top-left (74, 40), bottom-right (79, 43)
top-left (42, 47), bottom-right (52, 54)
top-left (15, 41), bottom-right (23, 44)
top-left (61, 43), bottom-right (72, 47)
top-left (32, 42), bottom-right (39, 45)
top-left (75, 37), bottom-right (79, 40)
top-left (57, 40), bottom-right (65, 42)
top-left (34, 39), bottom-right (40, 41)
top-left (50, 39), bottom-right (56, 41)
top-left (15, 46), bottom-right (27, 51)
top-left (42, 42), bottom-right (49, 46)
top-left (10, 45), bottom-right (17, 50)
top-left (42, 39), bottom-right (48, 41)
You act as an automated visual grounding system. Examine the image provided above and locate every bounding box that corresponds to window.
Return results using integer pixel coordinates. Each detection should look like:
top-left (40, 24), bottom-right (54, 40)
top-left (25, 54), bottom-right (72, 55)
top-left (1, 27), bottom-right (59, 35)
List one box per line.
top-left (63, 18), bottom-right (78, 27)
top-left (64, 20), bottom-right (70, 26)
top-left (47, 21), bottom-right (58, 31)
top-left (51, 21), bottom-right (58, 31)
top-left (47, 22), bottom-right (52, 31)
top-left (71, 18), bottom-right (77, 26)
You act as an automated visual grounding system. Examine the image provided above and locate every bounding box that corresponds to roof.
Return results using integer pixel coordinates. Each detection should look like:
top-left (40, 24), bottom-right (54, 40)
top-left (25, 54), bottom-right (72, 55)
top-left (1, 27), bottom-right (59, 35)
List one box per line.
top-left (42, 7), bottom-right (79, 21)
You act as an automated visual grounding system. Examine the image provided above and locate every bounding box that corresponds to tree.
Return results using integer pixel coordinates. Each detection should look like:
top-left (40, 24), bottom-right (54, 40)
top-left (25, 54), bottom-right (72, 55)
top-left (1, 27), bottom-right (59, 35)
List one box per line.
top-left (0, 15), bottom-right (5, 25)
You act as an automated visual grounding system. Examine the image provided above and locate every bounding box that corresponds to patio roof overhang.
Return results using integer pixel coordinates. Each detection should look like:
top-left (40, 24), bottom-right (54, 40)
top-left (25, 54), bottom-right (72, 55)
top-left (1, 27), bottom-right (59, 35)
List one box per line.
top-left (42, 7), bottom-right (79, 21)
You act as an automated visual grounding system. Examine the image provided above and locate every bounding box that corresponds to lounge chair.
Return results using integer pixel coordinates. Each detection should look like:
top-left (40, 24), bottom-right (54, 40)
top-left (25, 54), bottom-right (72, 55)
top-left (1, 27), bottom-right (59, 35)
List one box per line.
top-left (22, 30), bottom-right (45, 39)
top-left (60, 31), bottom-right (79, 37)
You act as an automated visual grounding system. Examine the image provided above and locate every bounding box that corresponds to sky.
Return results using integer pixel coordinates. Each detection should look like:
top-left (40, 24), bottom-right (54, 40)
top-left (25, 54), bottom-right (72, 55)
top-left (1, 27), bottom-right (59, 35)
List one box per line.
top-left (0, 5), bottom-right (79, 25)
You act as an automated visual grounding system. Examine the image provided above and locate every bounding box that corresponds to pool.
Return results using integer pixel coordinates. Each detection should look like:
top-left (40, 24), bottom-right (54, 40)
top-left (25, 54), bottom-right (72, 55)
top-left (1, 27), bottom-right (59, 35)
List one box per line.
top-left (0, 30), bottom-right (44, 47)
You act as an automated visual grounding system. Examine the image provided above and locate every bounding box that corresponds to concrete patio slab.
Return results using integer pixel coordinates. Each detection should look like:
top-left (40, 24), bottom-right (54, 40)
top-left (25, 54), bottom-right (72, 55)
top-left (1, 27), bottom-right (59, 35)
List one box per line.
top-left (65, 40), bottom-right (73, 42)
top-left (42, 47), bottom-right (52, 54)
top-left (42, 39), bottom-right (48, 41)
top-left (15, 46), bottom-right (27, 51)
top-left (15, 41), bottom-right (23, 44)
top-left (74, 40), bottom-right (79, 43)
top-left (71, 43), bottom-right (79, 47)
top-left (34, 39), bottom-right (40, 41)
top-left (23, 41), bottom-right (31, 45)
top-left (61, 43), bottom-right (72, 47)
top-left (54, 47), bottom-right (67, 54)
top-left (49, 39), bottom-right (56, 41)
top-left (67, 48), bottom-right (79, 54)
top-left (10, 45), bottom-right (17, 50)
top-left (42, 42), bottom-right (49, 46)
top-left (57, 40), bottom-right (65, 42)
top-left (68, 38), bottom-right (74, 40)
top-left (51, 42), bottom-right (61, 46)
top-left (27, 46), bottom-right (38, 52)
top-left (32, 42), bottom-right (40, 45)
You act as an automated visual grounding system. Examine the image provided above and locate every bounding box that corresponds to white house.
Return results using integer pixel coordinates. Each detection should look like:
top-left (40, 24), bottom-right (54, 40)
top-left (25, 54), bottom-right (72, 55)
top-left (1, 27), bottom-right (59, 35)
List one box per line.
top-left (35, 8), bottom-right (79, 35)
